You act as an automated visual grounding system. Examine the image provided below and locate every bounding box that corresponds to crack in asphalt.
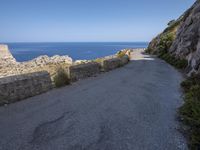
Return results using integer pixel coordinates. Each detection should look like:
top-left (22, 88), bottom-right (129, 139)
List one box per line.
top-left (30, 111), bottom-right (75, 145)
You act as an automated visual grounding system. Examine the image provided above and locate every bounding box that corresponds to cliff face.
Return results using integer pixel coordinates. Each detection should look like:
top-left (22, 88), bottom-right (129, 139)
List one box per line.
top-left (148, 0), bottom-right (200, 75)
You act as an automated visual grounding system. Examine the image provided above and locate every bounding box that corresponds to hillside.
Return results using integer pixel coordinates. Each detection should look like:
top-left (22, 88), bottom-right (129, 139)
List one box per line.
top-left (147, 0), bottom-right (200, 76)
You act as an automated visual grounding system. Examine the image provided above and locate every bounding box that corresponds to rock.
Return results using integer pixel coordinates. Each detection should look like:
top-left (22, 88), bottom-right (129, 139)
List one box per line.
top-left (169, 0), bottom-right (200, 74)
top-left (74, 60), bottom-right (90, 64)
top-left (0, 45), bottom-right (73, 78)
top-left (51, 55), bottom-right (73, 64)
top-left (0, 45), bottom-right (16, 65)
top-left (147, 0), bottom-right (200, 76)
top-left (27, 55), bottom-right (73, 66)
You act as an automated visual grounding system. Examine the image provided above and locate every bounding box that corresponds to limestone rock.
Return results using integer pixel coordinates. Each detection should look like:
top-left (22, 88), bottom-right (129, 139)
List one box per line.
top-left (74, 60), bottom-right (91, 64)
top-left (148, 0), bottom-right (200, 76)
top-left (26, 55), bottom-right (73, 66)
top-left (0, 45), bottom-right (73, 78)
top-left (0, 45), bottom-right (16, 65)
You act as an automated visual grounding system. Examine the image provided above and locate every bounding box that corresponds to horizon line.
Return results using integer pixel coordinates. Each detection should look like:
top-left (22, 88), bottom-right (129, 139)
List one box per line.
top-left (1, 41), bottom-right (149, 44)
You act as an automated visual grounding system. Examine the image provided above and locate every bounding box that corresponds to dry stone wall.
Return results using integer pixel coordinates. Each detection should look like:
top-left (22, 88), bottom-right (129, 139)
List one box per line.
top-left (0, 71), bottom-right (53, 105)
top-left (67, 62), bottom-right (100, 82)
top-left (100, 58), bottom-right (121, 71)
top-left (120, 55), bottom-right (130, 66)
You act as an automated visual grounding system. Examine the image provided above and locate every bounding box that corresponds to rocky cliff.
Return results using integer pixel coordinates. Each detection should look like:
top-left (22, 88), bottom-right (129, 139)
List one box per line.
top-left (147, 0), bottom-right (200, 75)
top-left (0, 45), bottom-right (73, 78)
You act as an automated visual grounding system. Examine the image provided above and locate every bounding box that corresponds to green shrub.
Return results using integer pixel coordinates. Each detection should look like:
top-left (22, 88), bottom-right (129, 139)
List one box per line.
top-left (117, 50), bottom-right (127, 58)
top-left (146, 19), bottom-right (179, 55)
top-left (180, 75), bottom-right (200, 149)
top-left (94, 58), bottom-right (104, 63)
top-left (157, 32), bottom-right (175, 52)
top-left (156, 23), bottom-right (188, 70)
top-left (145, 48), bottom-right (152, 54)
top-left (174, 59), bottom-right (188, 69)
top-left (164, 20), bottom-right (180, 33)
top-left (181, 74), bottom-right (200, 92)
top-left (158, 50), bottom-right (188, 69)
top-left (53, 68), bottom-right (70, 88)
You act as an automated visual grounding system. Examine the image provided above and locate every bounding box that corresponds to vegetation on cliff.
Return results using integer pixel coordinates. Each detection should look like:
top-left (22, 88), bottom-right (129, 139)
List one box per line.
top-left (146, 18), bottom-right (180, 55)
top-left (180, 74), bottom-right (200, 149)
top-left (146, 27), bottom-right (188, 69)
top-left (158, 50), bottom-right (188, 70)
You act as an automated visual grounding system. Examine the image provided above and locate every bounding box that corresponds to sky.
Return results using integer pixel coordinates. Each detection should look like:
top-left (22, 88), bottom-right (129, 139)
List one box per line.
top-left (0, 0), bottom-right (196, 42)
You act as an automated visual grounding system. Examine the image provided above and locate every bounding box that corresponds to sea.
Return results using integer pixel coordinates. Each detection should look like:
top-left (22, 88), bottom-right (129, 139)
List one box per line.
top-left (5, 42), bottom-right (148, 62)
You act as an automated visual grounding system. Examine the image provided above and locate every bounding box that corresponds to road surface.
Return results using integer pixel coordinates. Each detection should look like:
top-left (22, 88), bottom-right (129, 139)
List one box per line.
top-left (0, 50), bottom-right (187, 150)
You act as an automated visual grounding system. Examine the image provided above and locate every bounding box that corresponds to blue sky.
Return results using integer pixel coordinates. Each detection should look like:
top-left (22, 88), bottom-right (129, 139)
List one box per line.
top-left (0, 0), bottom-right (196, 42)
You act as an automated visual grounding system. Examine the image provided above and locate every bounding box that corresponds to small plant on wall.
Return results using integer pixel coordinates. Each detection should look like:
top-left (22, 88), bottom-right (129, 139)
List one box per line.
top-left (53, 68), bottom-right (70, 88)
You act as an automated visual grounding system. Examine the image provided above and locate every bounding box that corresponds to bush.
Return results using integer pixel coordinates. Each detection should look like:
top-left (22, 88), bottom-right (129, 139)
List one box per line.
top-left (158, 50), bottom-right (188, 69)
top-left (181, 74), bottom-right (200, 92)
top-left (167, 19), bottom-right (176, 26)
top-left (164, 19), bottom-right (181, 33)
top-left (145, 48), bottom-right (151, 54)
top-left (93, 58), bottom-right (104, 64)
top-left (175, 59), bottom-right (188, 69)
top-left (117, 50), bottom-right (127, 58)
top-left (158, 33), bottom-right (175, 52)
top-left (53, 68), bottom-right (70, 88)
top-left (180, 75), bottom-right (200, 149)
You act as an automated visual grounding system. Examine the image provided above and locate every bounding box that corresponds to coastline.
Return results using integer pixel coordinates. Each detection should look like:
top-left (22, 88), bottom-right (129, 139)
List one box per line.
top-left (0, 45), bottom-right (136, 105)
top-left (5, 42), bottom-right (148, 62)
top-left (0, 45), bottom-right (138, 78)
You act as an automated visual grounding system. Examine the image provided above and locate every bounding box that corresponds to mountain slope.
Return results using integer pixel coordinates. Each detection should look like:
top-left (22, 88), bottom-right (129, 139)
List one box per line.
top-left (147, 0), bottom-right (200, 75)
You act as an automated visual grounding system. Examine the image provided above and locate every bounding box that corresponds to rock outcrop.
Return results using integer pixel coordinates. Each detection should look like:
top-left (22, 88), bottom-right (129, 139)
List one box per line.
top-left (170, 0), bottom-right (200, 75)
top-left (0, 45), bottom-right (73, 78)
top-left (27, 55), bottom-right (73, 67)
top-left (147, 0), bottom-right (200, 75)
top-left (0, 45), bottom-right (16, 66)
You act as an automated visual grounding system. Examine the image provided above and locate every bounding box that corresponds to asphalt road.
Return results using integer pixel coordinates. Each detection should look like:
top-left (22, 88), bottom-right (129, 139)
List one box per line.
top-left (0, 50), bottom-right (188, 150)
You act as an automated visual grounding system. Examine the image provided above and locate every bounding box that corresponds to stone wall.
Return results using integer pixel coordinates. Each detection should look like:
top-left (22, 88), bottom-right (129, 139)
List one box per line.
top-left (65, 53), bottom-right (130, 81)
top-left (120, 55), bottom-right (130, 66)
top-left (67, 62), bottom-right (100, 82)
top-left (0, 71), bottom-right (53, 105)
top-left (100, 58), bottom-right (121, 72)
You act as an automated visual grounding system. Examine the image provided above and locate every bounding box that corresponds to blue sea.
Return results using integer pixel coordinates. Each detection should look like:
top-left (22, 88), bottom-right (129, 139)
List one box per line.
top-left (6, 42), bottom-right (148, 62)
